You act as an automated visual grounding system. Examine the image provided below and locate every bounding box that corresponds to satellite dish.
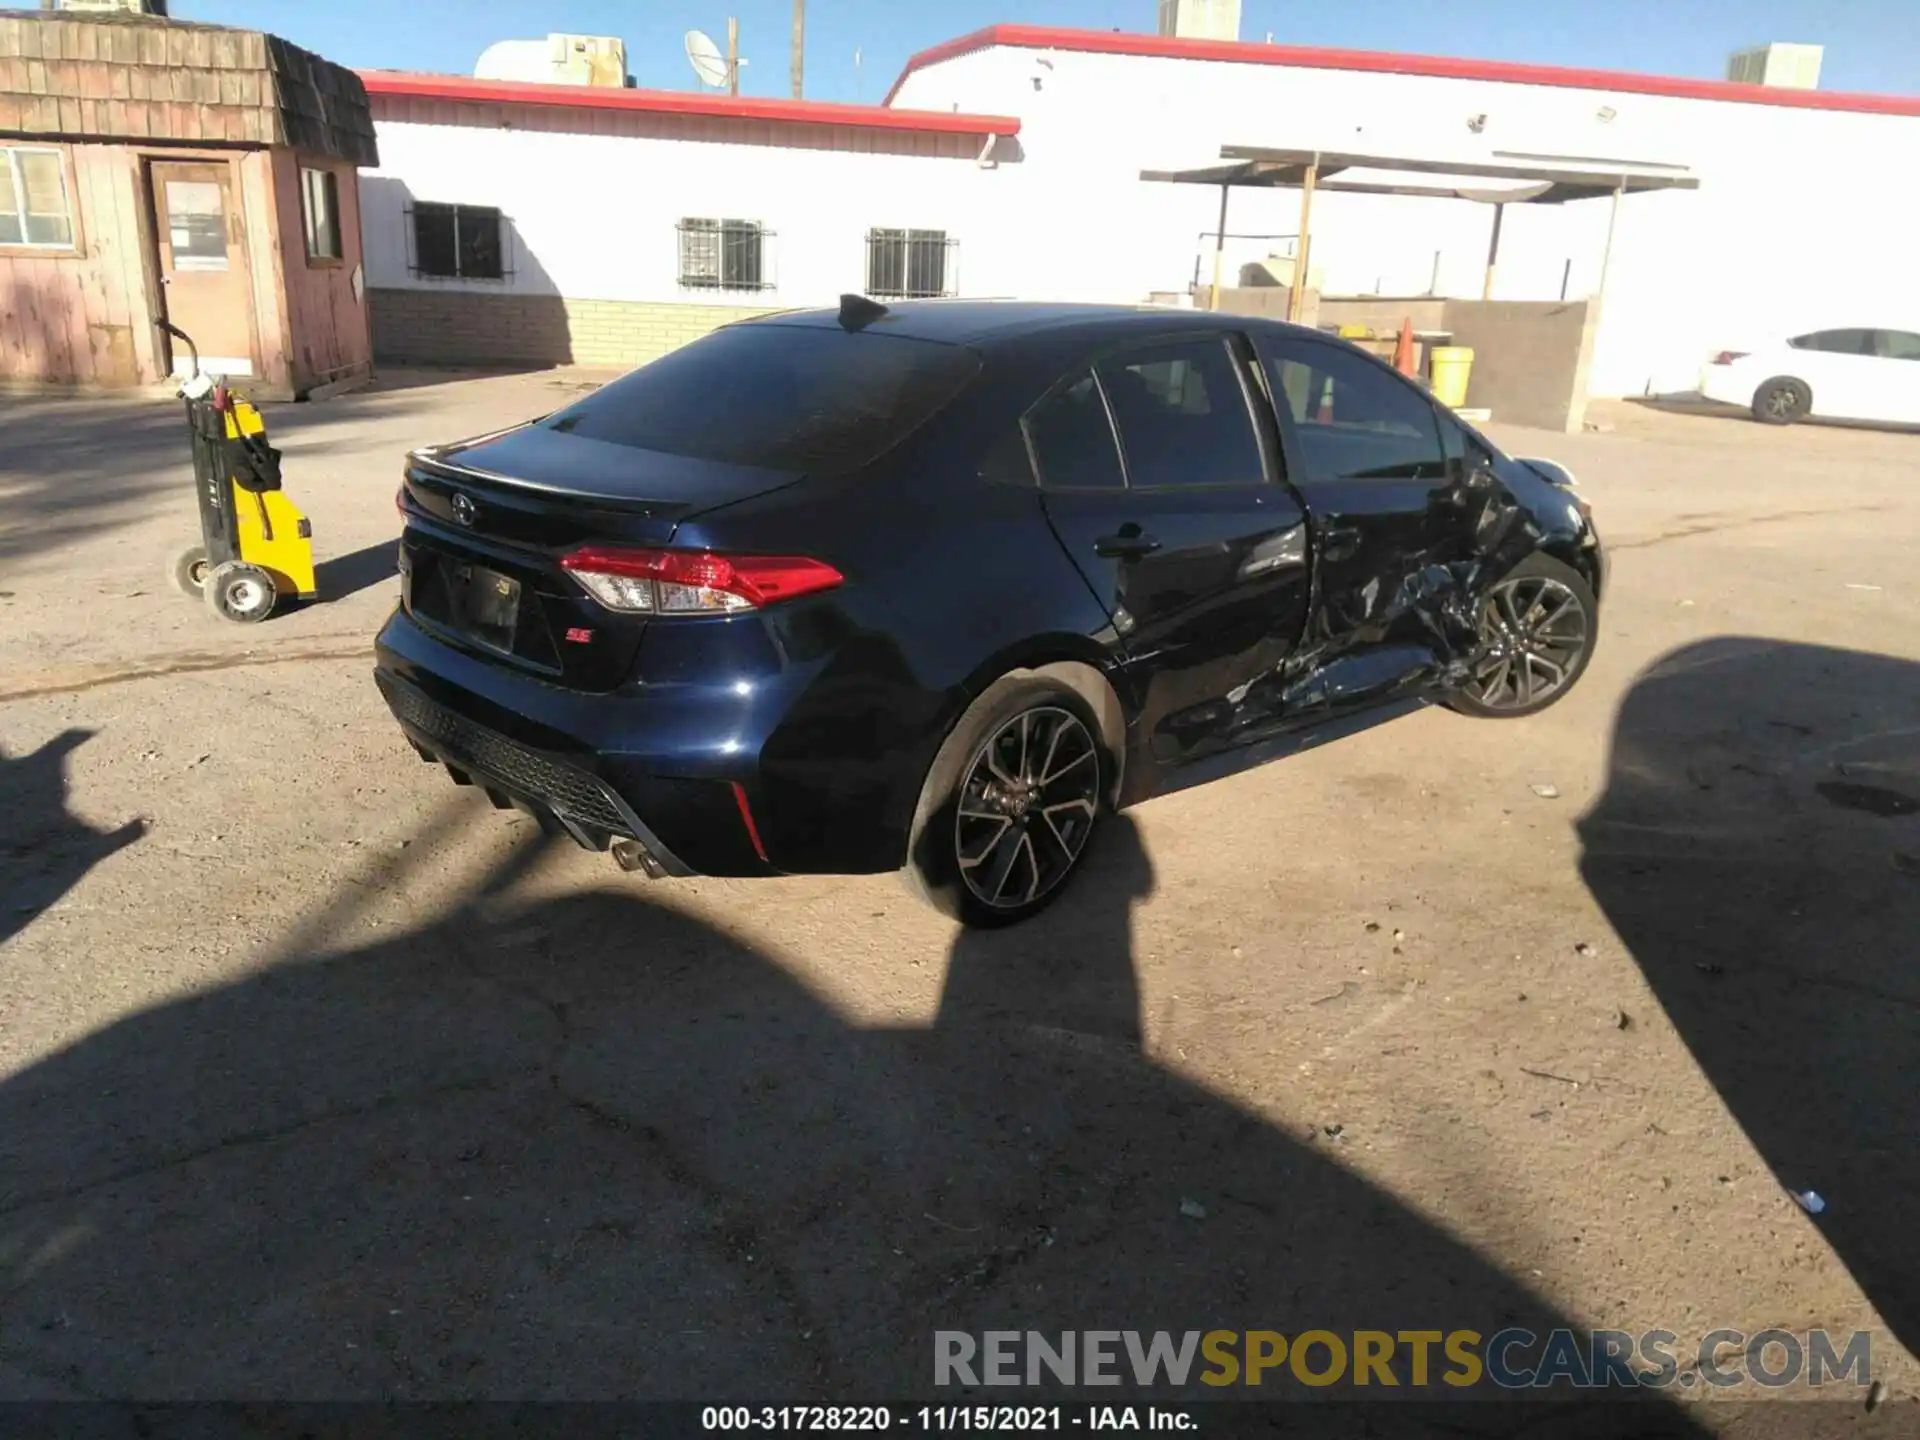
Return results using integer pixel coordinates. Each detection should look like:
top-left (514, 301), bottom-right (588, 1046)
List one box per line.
top-left (685, 29), bottom-right (729, 88)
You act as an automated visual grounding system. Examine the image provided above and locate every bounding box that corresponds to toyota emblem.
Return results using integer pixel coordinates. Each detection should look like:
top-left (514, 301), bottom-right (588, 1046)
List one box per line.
top-left (450, 492), bottom-right (478, 527)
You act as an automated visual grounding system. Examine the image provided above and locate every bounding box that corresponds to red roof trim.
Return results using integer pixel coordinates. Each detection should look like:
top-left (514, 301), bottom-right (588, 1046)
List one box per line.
top-left (883, 23), bottom-right (1920, 119)
top-left (358, 70), bottom-right (1020, 136)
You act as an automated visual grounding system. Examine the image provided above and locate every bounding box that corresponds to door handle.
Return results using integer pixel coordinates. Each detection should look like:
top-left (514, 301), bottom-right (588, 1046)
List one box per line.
top-left (1094, 527), bottom-right (1162, 560)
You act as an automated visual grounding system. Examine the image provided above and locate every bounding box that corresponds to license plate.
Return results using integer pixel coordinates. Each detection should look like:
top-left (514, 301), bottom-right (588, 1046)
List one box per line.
top-left (451, 563), bottom-right (520, 651)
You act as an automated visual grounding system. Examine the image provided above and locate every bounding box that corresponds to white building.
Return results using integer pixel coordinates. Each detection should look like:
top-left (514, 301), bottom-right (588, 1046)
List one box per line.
top-left (356, 19), bottom-right (1920, 402)
top-left (886, 24), bottom-right (1920, 397)
top-left (355, 74), bottom-right (1019, 368)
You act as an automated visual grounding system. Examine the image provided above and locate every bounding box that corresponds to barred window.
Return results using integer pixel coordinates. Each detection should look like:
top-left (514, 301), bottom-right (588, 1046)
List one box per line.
top-left (0, 146), bottom-right (75, 249)
top-left (866, 229), bottom-right (956, 299)
top-left (678, 218), bottom-right (771, 291)
top-left (410, 202), bottom-right (504, 280)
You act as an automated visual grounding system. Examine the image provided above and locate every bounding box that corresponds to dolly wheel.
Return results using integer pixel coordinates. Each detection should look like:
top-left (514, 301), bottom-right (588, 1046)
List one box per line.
top-left (203, 561), bottom-right (278, 624)
top-left (171, 545), bottom-right (211, 598)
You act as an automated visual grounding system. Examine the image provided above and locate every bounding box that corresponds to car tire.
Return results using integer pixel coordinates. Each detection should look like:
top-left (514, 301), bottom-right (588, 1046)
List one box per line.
top-left (902, 676), bottom-right (1109, 928)
top-left (1751, 376), bottom-right (1811, 425)
top-left (1447, 553), bottom-right (1598, 720)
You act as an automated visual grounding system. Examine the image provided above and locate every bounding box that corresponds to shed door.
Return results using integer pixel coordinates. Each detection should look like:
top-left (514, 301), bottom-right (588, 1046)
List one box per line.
top-left (149, 160), bottom-right (256, 378)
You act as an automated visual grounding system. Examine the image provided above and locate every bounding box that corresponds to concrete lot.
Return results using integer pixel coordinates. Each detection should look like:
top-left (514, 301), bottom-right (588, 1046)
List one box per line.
top-left (1, 373), bottom-right (1916, 1429)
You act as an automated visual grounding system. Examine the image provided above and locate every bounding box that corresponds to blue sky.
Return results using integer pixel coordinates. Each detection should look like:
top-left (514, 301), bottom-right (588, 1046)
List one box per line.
top-left (175, 0), bottom-right (1916, 101)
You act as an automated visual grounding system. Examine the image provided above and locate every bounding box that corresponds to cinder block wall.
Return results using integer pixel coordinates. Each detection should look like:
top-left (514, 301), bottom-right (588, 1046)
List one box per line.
top-left (1316, 297), bottom-right (1450, 334)
top-left (368, 289), bottom-right (774, 368)
top-left (1440, 300), bottom-right (1598, 433)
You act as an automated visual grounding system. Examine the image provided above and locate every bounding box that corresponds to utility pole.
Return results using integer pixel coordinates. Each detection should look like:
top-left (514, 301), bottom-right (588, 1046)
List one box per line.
top-left (791, 0), bottom-right (805, 99)
top-left (726, 16), bottom-right (740, 96)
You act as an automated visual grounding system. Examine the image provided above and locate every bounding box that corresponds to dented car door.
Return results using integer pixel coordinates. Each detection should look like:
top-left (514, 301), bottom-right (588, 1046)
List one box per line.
top-left (1254, 334), bottom-right (1530, 717)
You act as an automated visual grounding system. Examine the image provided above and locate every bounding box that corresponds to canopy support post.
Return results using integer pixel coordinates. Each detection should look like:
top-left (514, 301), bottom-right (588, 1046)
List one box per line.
top-left (1288, 156), bottom-right (1318, 323)
top-left (1208, 183), bottom-right (1230, 311)
top-left (1482, 202), bottom-right (1505, 301)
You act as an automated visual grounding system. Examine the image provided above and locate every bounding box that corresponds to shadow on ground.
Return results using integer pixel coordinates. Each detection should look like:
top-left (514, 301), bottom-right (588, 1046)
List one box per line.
top-left (0, 799), bottom-right (1705, 1430)
top-left (363, 366), bottom-right (583, 396)
top-left (0, 729), bottom-right (144, 948)
top-left (1624, 394), bottom-right (1920, 436)
top-left (0, 400), bottom-right (187, 562)
top-left (1581, 637), bottom-right (1920, 1359)
top-left (314, 538), bottom-right (399, 604)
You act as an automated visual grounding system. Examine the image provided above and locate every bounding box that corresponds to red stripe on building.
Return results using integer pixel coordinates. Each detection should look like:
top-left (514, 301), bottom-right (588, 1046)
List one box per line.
top-left (882, 23), bottom-right (1920, 119)
top-left (357, 70), bottom-right (1020, 136)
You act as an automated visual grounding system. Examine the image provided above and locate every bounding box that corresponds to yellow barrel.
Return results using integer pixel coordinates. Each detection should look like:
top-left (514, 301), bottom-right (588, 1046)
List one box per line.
top-left (1429, 346), bottom-right (1474, 408)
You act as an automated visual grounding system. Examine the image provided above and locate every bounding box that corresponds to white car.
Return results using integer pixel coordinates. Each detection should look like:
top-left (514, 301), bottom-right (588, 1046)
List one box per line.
top-left (1699, 327), bottom-right (1920, 426)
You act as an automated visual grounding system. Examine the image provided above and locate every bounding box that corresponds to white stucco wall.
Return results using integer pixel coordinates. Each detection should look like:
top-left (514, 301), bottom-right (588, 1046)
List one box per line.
top-left (891, 44), bottom-right (1920, 397)
top-left (359, 118), bottom-right (1012, 311)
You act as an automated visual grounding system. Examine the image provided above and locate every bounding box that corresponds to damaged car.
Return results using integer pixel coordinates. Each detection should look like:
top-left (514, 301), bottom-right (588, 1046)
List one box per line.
top-left (377, 298), bottom-right (1604, 925)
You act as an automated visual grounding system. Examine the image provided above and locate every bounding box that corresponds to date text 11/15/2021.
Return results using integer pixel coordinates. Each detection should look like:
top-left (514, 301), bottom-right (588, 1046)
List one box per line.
top-left (701, 1406), bottom-right (1195, 1431)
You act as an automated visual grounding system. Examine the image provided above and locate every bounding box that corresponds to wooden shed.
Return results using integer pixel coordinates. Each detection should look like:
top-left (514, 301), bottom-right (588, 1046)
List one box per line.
top-left (0, 8), bottom-right (378, 397)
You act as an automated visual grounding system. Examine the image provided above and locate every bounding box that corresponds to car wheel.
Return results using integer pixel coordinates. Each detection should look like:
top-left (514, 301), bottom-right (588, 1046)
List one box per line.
top-left (203, 560), bottom-right (279, 623)
top-left (903, 677), bottom-right (1108, 927)
top-left (1447, 554), bottom-right (1597, 719)
top-left (1751, 376), bottom-right (1810, 425)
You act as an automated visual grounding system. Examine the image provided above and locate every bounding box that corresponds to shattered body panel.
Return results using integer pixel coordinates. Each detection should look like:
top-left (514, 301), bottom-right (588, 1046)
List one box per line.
top-left (1055, 327), bottom-right (1601, 806)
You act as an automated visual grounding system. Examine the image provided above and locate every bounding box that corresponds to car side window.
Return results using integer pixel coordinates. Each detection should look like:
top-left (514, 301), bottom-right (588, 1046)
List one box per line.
top-left (1258, 338), bottom-right (1447, 483)
top-left (1788, 329), bottom-right (1874, 355)
top-left (1024, 370), bottom-right (1125, 491)
top-left (1094, 337), bottom-right (1266, 490)
top-left (1873, 330), bottom-right (1920, 361)
top-left (979, 425), bottom-right (1036, 486)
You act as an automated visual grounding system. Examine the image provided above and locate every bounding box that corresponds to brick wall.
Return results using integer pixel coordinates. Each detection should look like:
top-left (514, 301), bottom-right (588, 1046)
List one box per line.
top-left (367, 288), bottom-right (776, 368)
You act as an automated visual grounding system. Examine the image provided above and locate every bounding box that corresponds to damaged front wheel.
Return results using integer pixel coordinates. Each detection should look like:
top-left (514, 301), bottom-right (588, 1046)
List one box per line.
top-left (1447, 554), bottom-right (1596, 719)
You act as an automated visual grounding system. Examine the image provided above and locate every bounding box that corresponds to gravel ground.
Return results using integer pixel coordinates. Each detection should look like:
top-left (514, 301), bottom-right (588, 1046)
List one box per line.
top-left (1, 375), bottom-right (1916, 1431)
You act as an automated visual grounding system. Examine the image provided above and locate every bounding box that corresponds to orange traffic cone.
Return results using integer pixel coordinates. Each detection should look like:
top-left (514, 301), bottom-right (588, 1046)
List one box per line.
top-left (1392, 317), bottom-right (1416, 377)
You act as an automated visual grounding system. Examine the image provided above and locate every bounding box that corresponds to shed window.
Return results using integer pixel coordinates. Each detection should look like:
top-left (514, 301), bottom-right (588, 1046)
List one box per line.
top-left (301, 166), bottom-right (341, 260)
top-left (410, 202), bottom-right (504, 280)
top-left (866, 229), bottom-right (956, 299)
top-left (678, 218), bottom-right (771, 291)
top-left (0, 147), bottom-right (75, 249)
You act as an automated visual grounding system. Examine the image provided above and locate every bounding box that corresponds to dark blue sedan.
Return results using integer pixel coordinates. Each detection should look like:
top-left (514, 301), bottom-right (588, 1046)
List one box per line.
top-left (377, 298), bottom-right (1604, 925)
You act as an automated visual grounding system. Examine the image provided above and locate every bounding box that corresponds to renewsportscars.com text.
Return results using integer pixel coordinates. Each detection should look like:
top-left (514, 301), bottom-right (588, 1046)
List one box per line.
top-left (935, 1328), bottom-right (1872, 1391)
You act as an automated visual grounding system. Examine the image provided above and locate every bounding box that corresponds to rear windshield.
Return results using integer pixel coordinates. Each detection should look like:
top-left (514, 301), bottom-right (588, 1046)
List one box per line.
top-left (543, 324), bottom-right (980, 475)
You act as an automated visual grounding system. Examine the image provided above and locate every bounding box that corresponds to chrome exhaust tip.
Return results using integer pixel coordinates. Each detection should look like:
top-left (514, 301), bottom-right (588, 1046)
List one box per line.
top-left (611, 838), bottom-right (667, 879)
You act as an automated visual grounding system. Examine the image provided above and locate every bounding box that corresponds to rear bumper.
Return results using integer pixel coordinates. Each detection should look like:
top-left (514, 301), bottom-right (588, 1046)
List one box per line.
top-left (374, 610), bottom-right (778, 877)
top-left (376, 668), bottom-right (694, 873)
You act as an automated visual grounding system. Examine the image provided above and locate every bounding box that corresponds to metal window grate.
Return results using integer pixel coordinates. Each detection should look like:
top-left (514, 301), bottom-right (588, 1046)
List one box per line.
top-left (677, 218), bottom-right (774, 292)
top-left (404, 201), bottom-right (512, 281)
top-left (866, 229), bottom-right (957, 299)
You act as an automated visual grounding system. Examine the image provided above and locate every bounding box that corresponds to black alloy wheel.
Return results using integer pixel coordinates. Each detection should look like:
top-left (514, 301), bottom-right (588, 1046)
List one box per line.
top-left (1450, 555), bottom-right (1597, 719)
top-left (955, 705), bottom-right (1101, 914)
top-left (903, 677), bottom-right (1109, 927)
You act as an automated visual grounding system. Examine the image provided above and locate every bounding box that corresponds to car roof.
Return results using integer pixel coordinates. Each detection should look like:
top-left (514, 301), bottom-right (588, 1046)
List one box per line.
top-left (738, 298), bottom-right (1323, 347)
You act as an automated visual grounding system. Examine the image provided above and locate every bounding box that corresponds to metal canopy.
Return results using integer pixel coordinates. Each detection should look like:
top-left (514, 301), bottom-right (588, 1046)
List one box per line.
top-left (1142, 144), bottom-right (1698, 316)
top-left (1143, 146), bottom-right (1698, 205)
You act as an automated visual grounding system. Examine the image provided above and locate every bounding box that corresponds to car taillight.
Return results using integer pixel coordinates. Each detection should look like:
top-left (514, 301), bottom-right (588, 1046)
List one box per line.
top-left (559, 546), bottom-right (844, 615)
top-left (1710, 351), bottom-right (1749, 365)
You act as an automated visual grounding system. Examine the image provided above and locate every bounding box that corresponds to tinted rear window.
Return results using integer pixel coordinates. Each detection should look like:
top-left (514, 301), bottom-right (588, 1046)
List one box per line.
top-left (543, 324), bottom-right (979, 474)
top-left (1788, 329), bottom-right (1873, 355)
